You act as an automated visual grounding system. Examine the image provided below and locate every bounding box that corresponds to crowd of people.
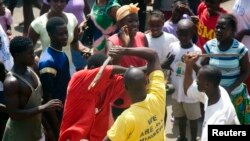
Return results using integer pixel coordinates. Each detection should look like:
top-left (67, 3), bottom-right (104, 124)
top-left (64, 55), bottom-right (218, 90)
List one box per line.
top-left (0, 0), bottom-right (250, 141)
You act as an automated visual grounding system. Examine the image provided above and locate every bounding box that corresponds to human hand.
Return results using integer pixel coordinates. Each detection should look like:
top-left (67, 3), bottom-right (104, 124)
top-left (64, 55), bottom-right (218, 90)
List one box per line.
top-left (119, 25), bottom-right (130, 47)
top-left (161, 52), bottom-right (175, 70)
top-left (42, 99), bottom-right (63, 111)
top-left (108, 46), bottom-right (125, 59)
top-left (182, 52), bottom-right (200, 65)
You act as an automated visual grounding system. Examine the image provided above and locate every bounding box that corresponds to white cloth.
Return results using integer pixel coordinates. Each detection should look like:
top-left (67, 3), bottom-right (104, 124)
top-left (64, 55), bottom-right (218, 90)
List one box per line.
top-left (187, 82), bottom-right (240, 141)
top-left (0, 25), bottom-right (13, 91)
top-left (233, 0), bottom-right (250, 59)
top-left (146, 32), bottom-right (178, 64)
top-left (170, 41), bottom-right (201, 103)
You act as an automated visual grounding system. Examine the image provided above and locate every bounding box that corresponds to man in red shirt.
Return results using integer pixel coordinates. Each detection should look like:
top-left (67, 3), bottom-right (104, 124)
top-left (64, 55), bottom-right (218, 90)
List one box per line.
top-left (59, 47), bottom-right (159, 141)
top-left (197, 0), bottom-right (227, 52)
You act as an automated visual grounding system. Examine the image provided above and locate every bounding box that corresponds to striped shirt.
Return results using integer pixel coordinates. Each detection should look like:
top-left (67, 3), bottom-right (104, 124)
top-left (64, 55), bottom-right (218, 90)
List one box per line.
top-left (204, 39), bottom-right (248, 94)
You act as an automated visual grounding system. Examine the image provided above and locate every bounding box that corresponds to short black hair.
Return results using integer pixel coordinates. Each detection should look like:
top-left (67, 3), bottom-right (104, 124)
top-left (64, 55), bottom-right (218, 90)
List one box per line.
top-left (200, 65), bottom-right (222, 87)
top-left (219, 14), bottom-right (237, 33)
top-left (172, 0), bottom-right (188, 8)
top-left (46, 17), bottom-right (66, 34)
top-left (87, 53), bottom-right (107, 69)
top-left (149, 10), bottom-right (165, 21)
top-left (47, 0), bottom-right (70, 3)
top-left (9, 36), bottom-right (33, 58)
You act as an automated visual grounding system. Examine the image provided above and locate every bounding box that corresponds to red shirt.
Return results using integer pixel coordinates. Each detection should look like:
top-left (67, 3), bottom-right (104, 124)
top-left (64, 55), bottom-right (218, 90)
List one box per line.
top-left (108, 32), bottom-right (147, 108)
top-left (59, 66), bottom-right (125, 141)
top-left (108, 32), bottom-right (147, 67)
top-left (196, 2), bottom-right (227, 52)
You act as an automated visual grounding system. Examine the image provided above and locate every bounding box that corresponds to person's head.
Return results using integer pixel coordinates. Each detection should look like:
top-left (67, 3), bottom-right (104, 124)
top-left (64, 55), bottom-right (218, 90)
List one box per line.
top-left (10, 36), bottom-right (35, 67)
top-left (204, 0), bottom-right (222, 15)
top-left (46, 17), bottom-right (68, 47)
top-left (87, 53), bottom-right (107, 69)
top-left (116, 3), bottom-right (140, 36)
top-left (0, 61), bottom-right (6, 82)
top-left (148, 10), bottom-right (165, 37)
top-left (47, 0), bottom-right (69, 14)
top-left (0, 0), bottom-right (4, 10)
top-left (215, 14), bottom-right (237, 42)
top-left (177, 19), bottom-right (195, 46)
top-left (124, 67), bottom-right (146, 101)
top-left (171, 0), bottom-right (188, 23)
top-left (196, 65), bottom-right (221, 94)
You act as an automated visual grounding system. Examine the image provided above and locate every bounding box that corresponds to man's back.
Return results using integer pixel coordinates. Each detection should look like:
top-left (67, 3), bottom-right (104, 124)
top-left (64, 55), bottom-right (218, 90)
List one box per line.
top-left (107, 70), bottom-right (166, 141)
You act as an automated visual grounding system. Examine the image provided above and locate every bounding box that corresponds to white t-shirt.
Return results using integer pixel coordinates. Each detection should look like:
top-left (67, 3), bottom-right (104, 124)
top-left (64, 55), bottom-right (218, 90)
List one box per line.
top-left (0, 25), bottom-right (13, 91)
top-left (146, 32), bottom-right (178, 64)
top-left (187, 82), bottom-right (240, 141)
top-left (170, 41), bottom-right (201, 103)
top-left (233, 0), bottom-right (250, 59)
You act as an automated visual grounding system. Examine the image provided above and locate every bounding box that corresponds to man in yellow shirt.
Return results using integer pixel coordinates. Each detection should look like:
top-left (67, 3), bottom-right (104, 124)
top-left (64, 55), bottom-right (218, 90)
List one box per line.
top-left (104, 46), bottom-right (166, 141)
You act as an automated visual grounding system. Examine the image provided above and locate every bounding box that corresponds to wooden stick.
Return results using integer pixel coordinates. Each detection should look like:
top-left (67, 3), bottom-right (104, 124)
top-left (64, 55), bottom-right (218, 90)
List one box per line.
top-left (198, 53), bottom-right (243, 57)
top-left (88, 56), bottom-right (112, 90)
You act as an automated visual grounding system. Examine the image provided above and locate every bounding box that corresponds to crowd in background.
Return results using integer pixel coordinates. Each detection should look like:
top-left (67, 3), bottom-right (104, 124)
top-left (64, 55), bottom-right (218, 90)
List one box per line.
top-left (0, 0), bottom-right (249, 141)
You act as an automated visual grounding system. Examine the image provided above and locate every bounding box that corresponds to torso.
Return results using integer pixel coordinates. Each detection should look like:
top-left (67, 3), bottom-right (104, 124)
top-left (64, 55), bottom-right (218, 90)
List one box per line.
top-left (10, 68), bottom-right (39, 108)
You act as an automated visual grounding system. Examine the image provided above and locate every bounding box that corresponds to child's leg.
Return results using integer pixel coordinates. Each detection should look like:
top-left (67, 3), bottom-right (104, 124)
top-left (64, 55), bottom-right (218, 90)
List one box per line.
top-left (172, 99), bottom-right (187, 140)
top-left (184, 102), bottom-right (201, 141)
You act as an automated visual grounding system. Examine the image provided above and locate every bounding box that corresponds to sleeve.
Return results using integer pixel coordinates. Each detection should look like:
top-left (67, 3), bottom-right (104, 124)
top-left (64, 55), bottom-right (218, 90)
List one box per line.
top-left (197, 2), bottom-right (206, 17)
top-left (68, 13), bottom-right (78, 27)
top-left (5, 9), bottom-right (12, 25)
top-left (203, 40), bottom-right (211, 54)
top-left (31, 17), bottom-right (42, 34)
top-left (38, 60), bottom-right (57, 99)
top-left (107, 114), bottom-right (133, 141)
top-left (238, 43), bottom-right (248, 59)
top-left (187, 81), bottom-right (206, 103)
top-left (146, 70), bottom-right (166, 102)
top-left (106, 0), bottom-right (121, 13)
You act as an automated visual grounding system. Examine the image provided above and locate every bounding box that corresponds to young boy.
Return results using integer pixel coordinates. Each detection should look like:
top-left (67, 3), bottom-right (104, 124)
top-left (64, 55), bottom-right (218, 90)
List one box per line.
top-left (167, 19), bottom-right (201, 141)
top-left (38, 17), bottom-right (70, 140)
top-left (146, 10), bottom-right (178, 65)
top-left (196, 0), bottom-right (227, 52)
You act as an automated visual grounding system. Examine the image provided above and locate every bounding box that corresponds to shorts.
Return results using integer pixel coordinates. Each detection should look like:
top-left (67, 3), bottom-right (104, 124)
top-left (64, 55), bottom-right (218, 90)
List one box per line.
top-left (172, 99), bottom-right (201, 120)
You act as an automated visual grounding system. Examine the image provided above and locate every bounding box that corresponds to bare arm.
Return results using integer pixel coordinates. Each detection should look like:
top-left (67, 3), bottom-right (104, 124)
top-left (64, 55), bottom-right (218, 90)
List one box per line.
top-left (109, 47), bottom-right (161, 74)
top-left (28, 27), bottom-right (40, 47)
top-left (71, 26), bottom-right (90, 53)
top-left (4, 76), bottom-right (45, 120)
top-left (107, 6), bottom-right (120, 20)
top-left (226, 53), bottom-right (250, 94)
top-left (183, 54), bottom-right (199, 94)
top-left (235, 29), bottom-right (250, 41)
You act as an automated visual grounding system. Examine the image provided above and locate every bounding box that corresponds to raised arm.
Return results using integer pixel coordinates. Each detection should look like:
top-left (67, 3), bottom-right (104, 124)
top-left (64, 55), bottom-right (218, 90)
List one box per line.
top-left (183, 53), bottom-right (200, 94)
top-left (109, 46), bottom-right (161, 73)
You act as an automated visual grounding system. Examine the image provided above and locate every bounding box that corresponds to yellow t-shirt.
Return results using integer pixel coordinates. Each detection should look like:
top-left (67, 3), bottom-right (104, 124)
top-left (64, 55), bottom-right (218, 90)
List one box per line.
top-left (107, 70), bottom-right (166, 141)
